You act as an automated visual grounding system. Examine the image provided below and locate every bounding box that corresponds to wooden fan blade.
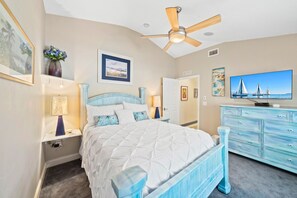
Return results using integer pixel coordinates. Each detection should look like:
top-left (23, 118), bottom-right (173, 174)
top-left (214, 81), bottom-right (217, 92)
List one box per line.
top-left (163, 42), bottom-right (173, 51)
top-left (184, 37), bottom-right (201, 47)
top-left (141, 34), bottom-right (168, 38)
top-left (186, 14), bottom-right (221, 34)
top-left (166, 7), bottom-right (179, 31)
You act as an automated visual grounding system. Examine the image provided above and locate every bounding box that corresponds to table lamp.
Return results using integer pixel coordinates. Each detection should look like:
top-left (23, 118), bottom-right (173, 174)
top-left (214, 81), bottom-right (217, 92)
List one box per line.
top-left (153, 95), bottom-right (161, 119)
top-left (51, 96), bottom-right (68, 136)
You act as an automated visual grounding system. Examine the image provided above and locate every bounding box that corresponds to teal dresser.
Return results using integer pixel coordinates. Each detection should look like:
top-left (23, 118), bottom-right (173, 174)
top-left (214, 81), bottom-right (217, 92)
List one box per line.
top-left (221, 105), bottom-right (297, 174)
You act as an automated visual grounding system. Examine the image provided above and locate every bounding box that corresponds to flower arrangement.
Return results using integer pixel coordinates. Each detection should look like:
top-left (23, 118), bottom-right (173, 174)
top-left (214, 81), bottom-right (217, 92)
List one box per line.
top-left (43, 46), bottom-right (67, 61)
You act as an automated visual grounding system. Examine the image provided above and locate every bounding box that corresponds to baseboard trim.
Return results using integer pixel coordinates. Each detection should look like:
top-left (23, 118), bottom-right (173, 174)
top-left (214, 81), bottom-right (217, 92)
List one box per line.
top-left (34, 164), bottom-right (46, 198)
top-left (46, 153), bottom-right (81, 168)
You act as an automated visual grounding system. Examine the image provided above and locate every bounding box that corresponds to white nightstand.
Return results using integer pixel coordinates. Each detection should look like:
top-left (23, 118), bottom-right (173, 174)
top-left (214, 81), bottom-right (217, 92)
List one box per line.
top-left (42, 129), bottom-right (82, 143)
top-left (154, 117), bottom-right (170, 123)
top-left (42, 129), bottom-right (82, 167)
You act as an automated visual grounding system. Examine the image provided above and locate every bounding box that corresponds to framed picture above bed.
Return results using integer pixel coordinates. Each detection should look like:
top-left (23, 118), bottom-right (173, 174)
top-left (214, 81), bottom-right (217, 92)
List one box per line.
top-left (181, 86), bottom-right (188, 101)
top-left (98, 50), bottom-right (133, 85)
top-left (0, 0), bottom-right (35, 85)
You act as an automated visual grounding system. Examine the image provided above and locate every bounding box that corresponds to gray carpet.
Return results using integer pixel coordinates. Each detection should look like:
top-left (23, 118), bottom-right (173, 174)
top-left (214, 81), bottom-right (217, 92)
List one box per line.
top-left (40, 153), bottom-right (297, 198)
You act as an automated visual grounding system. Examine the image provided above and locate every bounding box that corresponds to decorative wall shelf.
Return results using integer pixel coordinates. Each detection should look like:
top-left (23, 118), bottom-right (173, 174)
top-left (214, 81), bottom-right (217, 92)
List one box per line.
top-left (41, 74), bottom-right (75, 88)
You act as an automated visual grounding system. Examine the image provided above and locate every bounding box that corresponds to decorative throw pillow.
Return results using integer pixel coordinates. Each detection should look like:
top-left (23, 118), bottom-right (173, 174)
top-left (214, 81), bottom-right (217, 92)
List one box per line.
top-left (133, 111), bottom-right (149, 121)
top-left (86, 104), bottom-right (123, 126)
top-left (115, 109), bottom-right (136, 124)
top-left (96, 115), bottom-right (119, 126)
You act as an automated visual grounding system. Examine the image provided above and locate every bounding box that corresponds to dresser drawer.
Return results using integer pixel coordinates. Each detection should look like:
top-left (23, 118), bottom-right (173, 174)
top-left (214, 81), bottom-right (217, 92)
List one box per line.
top-left (264, 121), bottom-right (297, 137)
top-left (264, 134), bottom-right (297, 154)
top-left (264, 148), bottom-right (297, 169)
top-left (229, 129), bottom-right (261, 144)
top-left (242, 108), bottom-right (289, 122)
top-left (223, 116), bottom-right (261, 132)
top-left (229, 140), bottom-right (261, 157)
top-left (221, 107), bottom-right (241, 116)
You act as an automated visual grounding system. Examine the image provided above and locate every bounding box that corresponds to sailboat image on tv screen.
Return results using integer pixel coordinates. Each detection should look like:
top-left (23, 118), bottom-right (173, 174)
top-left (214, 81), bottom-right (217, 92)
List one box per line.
top-left (232, 78), bottom-right (248, 98)
top-left (252, 84), bottom-right (270, 98)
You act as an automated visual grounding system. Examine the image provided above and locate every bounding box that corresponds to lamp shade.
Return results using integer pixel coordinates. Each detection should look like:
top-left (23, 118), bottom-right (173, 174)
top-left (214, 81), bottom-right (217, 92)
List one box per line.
top-left (153, 95), bottom-right (161, 107)
top-left (51, 96), bottom-right (68, 116)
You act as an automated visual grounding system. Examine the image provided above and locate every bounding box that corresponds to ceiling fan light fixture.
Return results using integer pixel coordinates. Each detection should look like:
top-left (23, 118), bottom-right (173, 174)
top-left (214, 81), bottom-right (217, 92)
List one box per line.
top-left (169, 27), bottom-right (186, 43)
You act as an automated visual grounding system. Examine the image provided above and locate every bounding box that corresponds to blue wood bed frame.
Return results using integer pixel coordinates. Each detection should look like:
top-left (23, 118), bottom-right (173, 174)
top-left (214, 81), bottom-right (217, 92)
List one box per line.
top-left (79, 83), bottom-right (231, 198)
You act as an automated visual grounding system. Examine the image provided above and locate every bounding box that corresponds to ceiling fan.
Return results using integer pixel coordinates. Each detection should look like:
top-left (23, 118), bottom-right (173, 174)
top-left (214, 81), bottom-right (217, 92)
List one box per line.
top-left (141, 6), bottom-right (221, 51)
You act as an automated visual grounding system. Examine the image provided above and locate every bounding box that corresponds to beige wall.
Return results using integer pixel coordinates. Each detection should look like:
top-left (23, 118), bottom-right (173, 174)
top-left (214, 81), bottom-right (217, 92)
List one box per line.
top-left (45, 14), bottom-right (176, 118)
top-left (176, 34), bottom-right (297, 135)
top-left (0, 0), bottom-right (45, 197)
top-left (179, 77), bottom-right (198, 125)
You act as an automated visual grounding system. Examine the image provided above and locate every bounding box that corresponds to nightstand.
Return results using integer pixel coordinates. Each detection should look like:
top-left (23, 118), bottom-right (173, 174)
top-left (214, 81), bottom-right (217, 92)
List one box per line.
top-left (154, 117), bottom-right (170, 123)
top-left (42, 129), bottom-right (82, 167)
top-left (42, 129), bottom-right (82, 143)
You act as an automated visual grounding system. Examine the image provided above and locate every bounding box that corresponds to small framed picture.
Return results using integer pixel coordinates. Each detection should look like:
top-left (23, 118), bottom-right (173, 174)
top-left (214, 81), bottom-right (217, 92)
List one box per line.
top-left (181, 86), bottom-right (188, 101)
top-left (98, 50), bottom-right (133, 85)
top-left (194, 88), bottom-right (198, 98)
top-left (212, 67), bottom-right (225, 96)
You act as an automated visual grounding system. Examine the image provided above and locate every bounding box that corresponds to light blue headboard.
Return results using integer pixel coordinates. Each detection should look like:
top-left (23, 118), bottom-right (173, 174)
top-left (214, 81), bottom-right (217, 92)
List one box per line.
top-left (79, 83), bottom-right (146, 130)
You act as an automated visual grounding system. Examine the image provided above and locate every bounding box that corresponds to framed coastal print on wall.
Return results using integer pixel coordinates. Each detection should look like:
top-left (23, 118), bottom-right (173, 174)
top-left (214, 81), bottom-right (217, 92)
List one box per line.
top-left (181, 86), bottom-right (188, 101)
top-left (0, 0), bottom-right (35, 85)
top-left (98, 50), bottom-right (133, 85)
top-left (212, 67), bottom-right (225, 96)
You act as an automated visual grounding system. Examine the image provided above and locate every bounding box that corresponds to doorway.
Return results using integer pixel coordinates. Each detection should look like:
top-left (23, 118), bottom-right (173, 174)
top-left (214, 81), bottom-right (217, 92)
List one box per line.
top-left (178, 75), bottom-right (200, 129)
top-left (162, 75), bottom-right (200, 129)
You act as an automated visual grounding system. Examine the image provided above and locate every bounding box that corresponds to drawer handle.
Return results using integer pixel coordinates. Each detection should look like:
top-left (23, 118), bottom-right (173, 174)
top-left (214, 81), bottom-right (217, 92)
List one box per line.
top-left (277, 114), bottom-right (286, 118)
top-left (287, 129), bottom-right (294, 132)
top-left (288, 144), bottom-right (293, 147)
top-left (287, 159), bottom-right (293, 162)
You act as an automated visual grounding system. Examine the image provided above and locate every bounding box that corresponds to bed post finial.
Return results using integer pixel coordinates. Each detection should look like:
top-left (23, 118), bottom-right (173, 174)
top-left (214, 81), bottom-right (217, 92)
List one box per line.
top-left (139, 87), bottom-right (146, 104)
top-left (218, 126), bottom-right (231, 194)
top-left (79, 83), bottom-right (89, 131)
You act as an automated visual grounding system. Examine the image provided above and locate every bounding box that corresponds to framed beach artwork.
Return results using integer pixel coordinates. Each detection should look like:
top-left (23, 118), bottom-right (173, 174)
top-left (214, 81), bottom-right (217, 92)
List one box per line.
top-left (212, 67), bottom-right (225, 96)
top-left (181, 86), bottom-right (188, 101)
top-left (98, 50), bottom-right (133, 85)
top-left (0, 0), bottom-right (35, 85)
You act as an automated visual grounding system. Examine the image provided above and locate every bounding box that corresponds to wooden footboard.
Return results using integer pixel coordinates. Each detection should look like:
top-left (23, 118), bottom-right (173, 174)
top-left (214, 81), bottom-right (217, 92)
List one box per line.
top-left (111, 126), bottom-right (231, 198)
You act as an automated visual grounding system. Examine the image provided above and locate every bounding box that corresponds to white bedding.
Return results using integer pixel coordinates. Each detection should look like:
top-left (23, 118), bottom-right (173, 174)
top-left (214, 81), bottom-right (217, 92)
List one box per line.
top-left (81, 120), bottom-right (215, 198)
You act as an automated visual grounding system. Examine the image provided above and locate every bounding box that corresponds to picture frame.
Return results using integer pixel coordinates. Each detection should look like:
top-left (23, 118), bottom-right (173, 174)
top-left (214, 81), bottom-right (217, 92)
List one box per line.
top-left (0, 0), bottom-right (35, 85)
top-left (98, 50), bottom-right (133, 85)
top-left (181, 86), bottom-right (188, 101)
top-left (194, 88), bottom-right (198, 98)
top-left (212, 67), bottom-right (225, 96)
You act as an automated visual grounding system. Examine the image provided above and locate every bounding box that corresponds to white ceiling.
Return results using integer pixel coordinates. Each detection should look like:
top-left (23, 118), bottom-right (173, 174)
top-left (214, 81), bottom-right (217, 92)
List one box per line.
top-left (43, 0), bottom-right (297, 58)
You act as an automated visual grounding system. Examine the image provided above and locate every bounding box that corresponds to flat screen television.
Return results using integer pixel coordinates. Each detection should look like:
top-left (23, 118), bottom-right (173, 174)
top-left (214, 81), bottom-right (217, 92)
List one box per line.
top-left (230, 70), bottom-right (293, 99)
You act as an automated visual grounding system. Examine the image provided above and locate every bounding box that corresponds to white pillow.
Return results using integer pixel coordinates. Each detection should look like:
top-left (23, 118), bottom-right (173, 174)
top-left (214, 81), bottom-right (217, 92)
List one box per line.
top-left (86, 104), bottom-right (123, 125)
top-left (123, 102), bottom-right (149, 115)
top-left (115, 109), bottom-right (136, 125)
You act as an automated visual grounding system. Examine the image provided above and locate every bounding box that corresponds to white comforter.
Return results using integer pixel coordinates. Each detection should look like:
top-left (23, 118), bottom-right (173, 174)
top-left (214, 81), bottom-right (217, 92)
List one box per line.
top-left (81, 120), bottom-right (214, 198)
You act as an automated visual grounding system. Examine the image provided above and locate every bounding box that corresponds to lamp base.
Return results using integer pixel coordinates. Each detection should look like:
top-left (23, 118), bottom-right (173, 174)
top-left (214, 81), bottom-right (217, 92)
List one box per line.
top-left (56, 115), bottom-right (65, 136)
top-left (154, 107), bottom-right (160, 119)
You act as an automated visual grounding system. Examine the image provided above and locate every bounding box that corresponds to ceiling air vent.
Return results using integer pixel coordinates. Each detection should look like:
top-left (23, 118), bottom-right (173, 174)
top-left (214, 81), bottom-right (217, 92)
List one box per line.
top-left (208, 48), bottom-right (219, 57)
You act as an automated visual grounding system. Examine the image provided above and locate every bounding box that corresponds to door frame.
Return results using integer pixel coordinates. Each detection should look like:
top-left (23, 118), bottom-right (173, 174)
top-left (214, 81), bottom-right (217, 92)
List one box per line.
top-left (178, 75), bottom-right (200, 129)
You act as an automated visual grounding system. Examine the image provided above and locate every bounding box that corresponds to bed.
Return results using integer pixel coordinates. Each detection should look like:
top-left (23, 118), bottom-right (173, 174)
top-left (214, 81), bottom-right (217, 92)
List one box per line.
top-left (79, 84), bottom-right (231, 198)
